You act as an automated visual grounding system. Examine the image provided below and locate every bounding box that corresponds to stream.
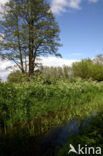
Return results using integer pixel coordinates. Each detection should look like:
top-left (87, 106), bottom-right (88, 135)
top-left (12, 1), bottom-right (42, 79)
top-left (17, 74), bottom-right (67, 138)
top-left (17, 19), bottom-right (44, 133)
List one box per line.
top-left (34, 112), bottom-right (98, 156)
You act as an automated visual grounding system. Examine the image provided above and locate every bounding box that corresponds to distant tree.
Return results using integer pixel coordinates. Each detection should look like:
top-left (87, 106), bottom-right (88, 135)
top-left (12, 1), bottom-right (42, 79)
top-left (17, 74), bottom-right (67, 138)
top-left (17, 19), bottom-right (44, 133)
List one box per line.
top-left (7, 71), bottom-right (29, 83)
top-left (93, 54), bottom-right (103, 65)
top-left (63, 66), bottom-right (71, 79)
top-left (35, 66), bottom-right (72, 83)
top-left (0, 0), bottom-right (61, 77)
top-left (72, 59), bottom-right (93, 79)
top-left (72, 57), bottom-right (103, 81)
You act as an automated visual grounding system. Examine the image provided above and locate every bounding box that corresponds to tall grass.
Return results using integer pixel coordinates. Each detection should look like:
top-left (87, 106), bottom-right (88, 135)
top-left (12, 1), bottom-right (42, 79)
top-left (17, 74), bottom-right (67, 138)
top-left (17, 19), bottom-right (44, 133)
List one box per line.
top-left (0, 79), bottom-right (103, 136)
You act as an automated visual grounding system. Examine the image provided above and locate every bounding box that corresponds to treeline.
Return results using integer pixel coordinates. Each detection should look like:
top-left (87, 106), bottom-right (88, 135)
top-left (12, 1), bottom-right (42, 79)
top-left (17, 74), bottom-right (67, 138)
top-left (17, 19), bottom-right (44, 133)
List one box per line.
top-left (7, 66), bottom-right (71, 83)
top-left (73, 54), bottom-right (103, 81)
top-left (7, 54), bottom-right (103, 83)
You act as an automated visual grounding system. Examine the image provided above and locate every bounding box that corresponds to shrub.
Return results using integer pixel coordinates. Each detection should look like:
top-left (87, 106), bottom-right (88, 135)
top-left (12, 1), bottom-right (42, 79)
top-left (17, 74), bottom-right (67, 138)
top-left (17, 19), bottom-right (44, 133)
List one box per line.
top-left (7, 71), bottom-right (29, 83)
top-left (72, 58), bottom-right (103, 81)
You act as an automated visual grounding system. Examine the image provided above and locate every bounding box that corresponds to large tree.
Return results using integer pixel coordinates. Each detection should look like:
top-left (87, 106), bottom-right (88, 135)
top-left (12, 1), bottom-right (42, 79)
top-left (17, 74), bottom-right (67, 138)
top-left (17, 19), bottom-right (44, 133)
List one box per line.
top-left (0, 0), bottom-right (61, 77)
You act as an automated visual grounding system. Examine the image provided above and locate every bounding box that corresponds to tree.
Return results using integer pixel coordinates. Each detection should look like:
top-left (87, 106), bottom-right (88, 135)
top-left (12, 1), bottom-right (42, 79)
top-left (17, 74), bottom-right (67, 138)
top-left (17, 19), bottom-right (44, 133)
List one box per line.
top-left (72, 57), bottom-right (103, 81)
top-left (72, 59), bottom-right (93, 79)
top-left (7, 71), bottom-right (25, 83)
top-left (93, 54), bottom-right (103, 65)
top-left (0, 0), bottom-right (61, 77)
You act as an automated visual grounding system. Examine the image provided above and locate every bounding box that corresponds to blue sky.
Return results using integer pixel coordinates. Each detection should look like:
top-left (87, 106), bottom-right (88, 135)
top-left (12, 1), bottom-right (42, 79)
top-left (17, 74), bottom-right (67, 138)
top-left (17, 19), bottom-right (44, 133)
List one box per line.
top-left (49, 0), bottom-right (103, 60)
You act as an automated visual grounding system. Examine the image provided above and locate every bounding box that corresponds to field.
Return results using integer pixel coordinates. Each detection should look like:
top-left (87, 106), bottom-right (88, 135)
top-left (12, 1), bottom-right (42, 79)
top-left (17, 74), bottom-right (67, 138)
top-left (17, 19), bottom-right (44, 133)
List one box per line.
top-left (0, 79), bottom-right (103, 155)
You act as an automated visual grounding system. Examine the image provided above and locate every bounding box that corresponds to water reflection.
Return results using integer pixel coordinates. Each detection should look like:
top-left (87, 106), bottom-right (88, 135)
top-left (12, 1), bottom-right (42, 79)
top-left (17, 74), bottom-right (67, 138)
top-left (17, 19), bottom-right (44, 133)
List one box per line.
top-left (40, 112), bottom-right (98, 156)
top-left (0, 112), bottom-right (99, 156)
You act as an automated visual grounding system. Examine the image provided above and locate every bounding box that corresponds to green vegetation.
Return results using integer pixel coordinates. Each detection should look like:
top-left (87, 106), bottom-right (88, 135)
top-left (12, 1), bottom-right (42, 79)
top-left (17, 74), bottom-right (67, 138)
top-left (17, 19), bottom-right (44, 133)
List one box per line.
top-left (0, 79), bottom-right (103, 136)
top-left (0, 0), bottom-right (102, 156)
top-left (72, 55), bottom-right (103, 81)
top-left (0, 79), bottom-right (103, 155)
top-left (1, 55), bottom-right (103, 155)
top-left (7, 54), bottom-right (103, 83)
top-left (7, 71), bottom-right (30, 83)
top-left (7, 66), bottom-right (71, 83)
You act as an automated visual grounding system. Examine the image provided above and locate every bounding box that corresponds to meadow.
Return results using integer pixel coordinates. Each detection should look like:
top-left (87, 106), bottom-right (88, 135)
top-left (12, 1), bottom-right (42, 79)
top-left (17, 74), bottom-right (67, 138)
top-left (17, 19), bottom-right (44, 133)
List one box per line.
top-left (0, 78), bottom-right (103, 155)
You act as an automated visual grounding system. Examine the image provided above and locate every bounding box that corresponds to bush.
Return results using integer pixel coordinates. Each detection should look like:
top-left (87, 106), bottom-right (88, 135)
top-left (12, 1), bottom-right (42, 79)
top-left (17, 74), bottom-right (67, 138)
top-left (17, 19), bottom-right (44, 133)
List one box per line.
top-left (7, 71), bottom-right (29, 83)
top-left (72, 58), bottom-right (103, 81)
top-left (72, 59), bottom-right (93, 79)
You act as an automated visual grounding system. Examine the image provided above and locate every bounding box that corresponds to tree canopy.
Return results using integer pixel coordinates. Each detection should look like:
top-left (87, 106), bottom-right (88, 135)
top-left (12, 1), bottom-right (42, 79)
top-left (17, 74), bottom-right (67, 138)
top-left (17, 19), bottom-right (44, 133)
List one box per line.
top-left (0, 0), bottom-right (61, 77)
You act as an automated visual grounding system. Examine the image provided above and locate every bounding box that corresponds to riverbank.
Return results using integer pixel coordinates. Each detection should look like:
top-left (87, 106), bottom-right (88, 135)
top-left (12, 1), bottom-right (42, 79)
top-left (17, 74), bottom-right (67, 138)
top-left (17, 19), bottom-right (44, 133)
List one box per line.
top-left (0, 79), bottom-right (103, 155)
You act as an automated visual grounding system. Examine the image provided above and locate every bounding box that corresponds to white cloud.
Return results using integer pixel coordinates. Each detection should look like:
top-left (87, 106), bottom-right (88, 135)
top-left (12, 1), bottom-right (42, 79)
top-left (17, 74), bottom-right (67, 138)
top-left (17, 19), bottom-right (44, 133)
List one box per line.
top-left (0, 57), bottom-right (78, 81)
top-left (0, 59), bottom-right (12, 81)
top-left (51, 0), bottom-right (99, 14)
top-left (0, 0), bottom-right (9, 5)
top-left (0, 0), bottom-right (9, 9)
top-left (0, 0), bottom-right (9, 14)
top-left (0, 59), bottom-right (12, 70)
top-left (69, 0), bottom-right (82, 9)
top-left (38, 57), bottom-right (78, 67)
top-left (51, 0), bottom-right (68, 14)
top-left (51, 0), bottom-right (82, 14)
top-left (0, 69), bottom-right (10, 81)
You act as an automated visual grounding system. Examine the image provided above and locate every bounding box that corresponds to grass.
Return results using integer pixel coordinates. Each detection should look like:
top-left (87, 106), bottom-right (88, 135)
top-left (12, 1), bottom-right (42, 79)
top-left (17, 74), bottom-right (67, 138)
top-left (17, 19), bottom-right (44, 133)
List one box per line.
top-left (0, 79), bottom-right (103, 155)
top-left (0, 79), bottom-right (103, 135)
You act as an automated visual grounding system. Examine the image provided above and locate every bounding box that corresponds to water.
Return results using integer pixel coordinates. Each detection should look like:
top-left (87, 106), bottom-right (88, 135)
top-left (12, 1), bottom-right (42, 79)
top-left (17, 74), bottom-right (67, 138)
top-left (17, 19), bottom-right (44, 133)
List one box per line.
top-left (35, 121), bottom-right (86, 155)
top-left (36, 112), bottom-right (98, 156)
top-left (0, 112), bottom-right (98, 156)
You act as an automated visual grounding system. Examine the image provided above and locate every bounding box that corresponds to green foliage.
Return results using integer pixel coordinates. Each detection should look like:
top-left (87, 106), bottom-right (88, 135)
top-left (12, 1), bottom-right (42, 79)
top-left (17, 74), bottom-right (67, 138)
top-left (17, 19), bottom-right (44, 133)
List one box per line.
top-left (0, 82), bottom-right (17, 131)
top-left (7, 71), bottom-right (29, 83)
top-left (34, 66), bottom-right (72, 84)
top-left (0, 80), bottom-right (103, 135)
top-left (72, 57), bottom-right (103, 81)
top-left (0, 0), bottom-right (61, 76)
top-left (72, 59), bottom-right (92, 79)
top-left (90, 63), bottom-right (103, 81)
top-left (0, 80), bottom-right (103, 155)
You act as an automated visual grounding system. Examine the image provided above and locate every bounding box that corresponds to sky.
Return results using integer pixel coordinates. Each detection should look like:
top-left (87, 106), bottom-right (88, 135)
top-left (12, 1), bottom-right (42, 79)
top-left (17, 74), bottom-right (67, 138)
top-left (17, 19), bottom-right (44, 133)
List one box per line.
top-left (0, 0), bottom-right (103, 80)
top-left (49, 0), bottom-right (103, 60)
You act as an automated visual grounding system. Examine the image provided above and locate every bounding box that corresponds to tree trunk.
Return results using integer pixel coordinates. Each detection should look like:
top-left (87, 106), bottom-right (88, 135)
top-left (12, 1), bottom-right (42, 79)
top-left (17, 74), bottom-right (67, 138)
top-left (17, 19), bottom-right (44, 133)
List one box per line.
top-left (16, 16), bottom-right (24, 73)
top-left (29, 5), bottom-right (34, 77)
top-left (29, 23), bottom-right (34, 77)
